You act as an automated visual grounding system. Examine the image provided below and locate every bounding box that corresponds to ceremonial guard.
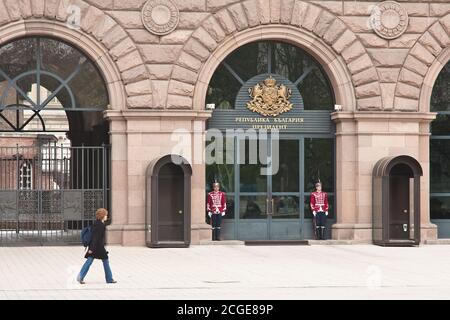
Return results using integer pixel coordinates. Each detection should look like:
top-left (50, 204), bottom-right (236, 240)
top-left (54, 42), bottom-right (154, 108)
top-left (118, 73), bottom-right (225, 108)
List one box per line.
top-left (207, 182), bottom-right (227, 241)
top-left (310, 181), bottom-right (329, 240)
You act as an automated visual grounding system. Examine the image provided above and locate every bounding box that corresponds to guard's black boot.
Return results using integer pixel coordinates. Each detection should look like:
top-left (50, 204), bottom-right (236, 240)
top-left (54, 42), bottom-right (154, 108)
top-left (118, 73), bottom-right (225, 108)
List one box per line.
top-left (212, 229), bottom-right (216, 241)
top-left (315, 227), bottom-right (321, 240)
top-left (320, 227), bottom-right (325, 240)
top-left (216, 228), bottom-right (221, 241)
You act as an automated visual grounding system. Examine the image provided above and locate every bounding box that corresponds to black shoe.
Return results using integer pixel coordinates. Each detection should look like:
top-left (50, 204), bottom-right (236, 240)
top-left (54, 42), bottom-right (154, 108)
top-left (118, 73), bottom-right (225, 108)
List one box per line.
top-left (216, 229), bottom-right (221, 241)
top-left (107, 280), bottom-right (117, 284)
top-left (320, 228), bottom-right (325, 240)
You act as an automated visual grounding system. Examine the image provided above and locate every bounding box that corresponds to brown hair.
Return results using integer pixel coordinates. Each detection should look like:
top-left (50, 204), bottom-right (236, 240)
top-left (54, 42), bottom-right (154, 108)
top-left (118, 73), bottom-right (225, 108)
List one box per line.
top-left (95, 208), bottom-right (108, 221)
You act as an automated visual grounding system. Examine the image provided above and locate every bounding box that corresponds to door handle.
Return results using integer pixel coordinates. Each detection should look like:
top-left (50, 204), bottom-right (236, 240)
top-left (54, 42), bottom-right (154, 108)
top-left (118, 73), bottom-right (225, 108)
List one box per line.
top-left (266, 198), bottom-right (273, 216)
top-left (403, 209), bottom-right (408, 213)
top-left (403, 224), bottom-right (408, 232)
top-left (178, 210), bottom-right (183, 215)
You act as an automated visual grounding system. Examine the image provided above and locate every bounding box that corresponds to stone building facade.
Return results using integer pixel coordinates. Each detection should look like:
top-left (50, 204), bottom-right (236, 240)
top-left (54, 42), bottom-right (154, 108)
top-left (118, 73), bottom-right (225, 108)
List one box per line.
top-left (1, 0), bottom-right (450, 245)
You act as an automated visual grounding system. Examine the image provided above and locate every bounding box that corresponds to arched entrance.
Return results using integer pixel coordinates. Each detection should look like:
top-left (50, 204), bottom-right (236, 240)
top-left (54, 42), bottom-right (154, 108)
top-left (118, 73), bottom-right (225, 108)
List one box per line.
top-left (0, 36), bottom-right (111, 245)
top-left (146, 155), bottom-right (192, 248)
top-left (373, 156), bottom-right (422, 246)
top-left (205, 40), bottom-right (336, 241)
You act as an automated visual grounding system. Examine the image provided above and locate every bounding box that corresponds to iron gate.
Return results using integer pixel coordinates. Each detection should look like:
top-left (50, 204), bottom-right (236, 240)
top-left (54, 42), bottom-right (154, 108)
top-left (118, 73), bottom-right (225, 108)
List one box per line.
top-left (0, 144), bottom-right (110, 245)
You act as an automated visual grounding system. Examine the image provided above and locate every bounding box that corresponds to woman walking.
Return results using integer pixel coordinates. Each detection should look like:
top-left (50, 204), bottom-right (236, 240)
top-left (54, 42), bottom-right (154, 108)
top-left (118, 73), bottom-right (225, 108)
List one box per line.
top-left (77, 208), bottom-right (117, 284)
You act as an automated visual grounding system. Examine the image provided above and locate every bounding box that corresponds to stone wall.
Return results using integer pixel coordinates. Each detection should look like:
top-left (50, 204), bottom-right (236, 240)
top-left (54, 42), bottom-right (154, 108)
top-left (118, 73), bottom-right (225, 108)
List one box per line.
top-left (80, 0), bottom-right (450, 113)
top-left (1, 0), bottom-right (448, 244)
top-left (0, 0), bottom-right (448, 112)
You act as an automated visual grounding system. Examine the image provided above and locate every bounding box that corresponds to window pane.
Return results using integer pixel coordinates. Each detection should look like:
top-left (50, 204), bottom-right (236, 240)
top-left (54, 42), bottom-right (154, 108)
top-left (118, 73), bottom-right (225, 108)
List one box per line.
top-left (206, 162), bottom-right (234, 193)
top-left (206, 64), bottom-right (241, 109)
top-left (304, 138), bottom-right (334, 193)
top-left (67, 60), bottom-right (109, 109)
top-left (0, 37), bottom-right (109, 112)
top-left (272, 195), bottom-right (299, 219)
top-left (0, 38), bottom-right (37, 80)
top-left (206, 40), bottom-right (334, 111)
top-left (239, 139), bottom-right (267, 192)
top-left (206, 139), bottom-right (234, 193)
top-left (240, 195), bottom-right (266, 219)
top-left (272, 42), bottom-right (306, 82)
top-left (42, 38), bottom-right (108, 110)
top-left (0, 73), bottom-right (15, 130)
top-left (272, 41), bottom-right (334, 109)
top-left (431, 196), bottom-right (450, 219)
top-left (224, 195), bottom-right (235, 220)
top-left (431, 65), bottom-right (450, 112)
top-left (430, 139), bottom-right (450, 193)
top-left (272, 140), bottom-right (299, 192)
top-left (431, 114), bottom-right (450, 135)
top-left (299, 68), bottom-right (334, 110)
top-left (40, 38), bottom-right (84, 80)
top-left (225, 42), bottom-right (268, 82)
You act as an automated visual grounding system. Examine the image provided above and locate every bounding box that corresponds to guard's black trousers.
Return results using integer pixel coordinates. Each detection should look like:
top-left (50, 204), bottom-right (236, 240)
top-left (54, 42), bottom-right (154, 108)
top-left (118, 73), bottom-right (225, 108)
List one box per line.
top-left (211, 214), bottom-right (222, 241)
top-left (315, 211), bottom-right (327, 240)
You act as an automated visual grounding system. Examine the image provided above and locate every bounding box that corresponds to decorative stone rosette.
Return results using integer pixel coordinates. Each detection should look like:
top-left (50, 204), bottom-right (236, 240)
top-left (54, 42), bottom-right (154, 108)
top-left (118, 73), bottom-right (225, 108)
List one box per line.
top-left (141, 0), bottom-right (179, 36)
top-left (369, 1), bottom-right (409, 40)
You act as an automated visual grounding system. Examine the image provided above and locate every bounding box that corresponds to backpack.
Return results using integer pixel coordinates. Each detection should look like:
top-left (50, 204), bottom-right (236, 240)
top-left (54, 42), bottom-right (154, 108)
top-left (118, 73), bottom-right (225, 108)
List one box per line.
top-left (81, 226), bottom-right (92, 247)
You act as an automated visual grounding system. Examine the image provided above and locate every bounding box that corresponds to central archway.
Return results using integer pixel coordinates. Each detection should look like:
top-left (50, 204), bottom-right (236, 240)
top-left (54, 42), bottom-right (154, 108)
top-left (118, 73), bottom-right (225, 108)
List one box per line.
top-left (205, 39), bottom-right (336, 241)
top-left (192, 25), bottom-right (357, 112)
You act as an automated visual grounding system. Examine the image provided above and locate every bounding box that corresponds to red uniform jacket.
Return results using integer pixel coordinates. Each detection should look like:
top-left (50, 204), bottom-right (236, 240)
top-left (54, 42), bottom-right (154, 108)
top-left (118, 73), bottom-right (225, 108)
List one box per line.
top-left (207, 191), bottom-right (227, 215)
top-left (310, 191), bottom-right (329, 213)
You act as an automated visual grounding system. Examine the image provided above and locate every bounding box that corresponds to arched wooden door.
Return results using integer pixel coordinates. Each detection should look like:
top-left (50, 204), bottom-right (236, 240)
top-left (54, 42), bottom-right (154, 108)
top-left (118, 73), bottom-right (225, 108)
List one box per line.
top-left (373, 155), bottom-right (423, 246)
top-left (146, 155), bottom-right (192, 248)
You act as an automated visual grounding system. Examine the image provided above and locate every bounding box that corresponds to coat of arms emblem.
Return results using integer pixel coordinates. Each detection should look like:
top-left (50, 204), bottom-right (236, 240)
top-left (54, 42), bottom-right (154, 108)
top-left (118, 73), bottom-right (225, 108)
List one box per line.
top-left (246, 76), bottom-right (293, 117)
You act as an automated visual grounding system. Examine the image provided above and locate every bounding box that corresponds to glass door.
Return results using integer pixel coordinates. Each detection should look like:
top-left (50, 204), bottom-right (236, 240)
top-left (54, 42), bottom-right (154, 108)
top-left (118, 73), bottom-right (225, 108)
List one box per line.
top-left (237, 136), bottom-right (269, 240)
top-left (302, 137), bottom-right (335, 239)
top-left (216, 134), bottom-right (334, 241)
top-left (237, 136), bottom-right (302, 240)
top-left (269, 139), bottom-right (301, 239)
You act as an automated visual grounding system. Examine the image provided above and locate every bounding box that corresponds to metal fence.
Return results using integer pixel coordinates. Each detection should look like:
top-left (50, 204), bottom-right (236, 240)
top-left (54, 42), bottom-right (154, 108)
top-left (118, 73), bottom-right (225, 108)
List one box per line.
top-left (0, 144), bottom-right (110, 245)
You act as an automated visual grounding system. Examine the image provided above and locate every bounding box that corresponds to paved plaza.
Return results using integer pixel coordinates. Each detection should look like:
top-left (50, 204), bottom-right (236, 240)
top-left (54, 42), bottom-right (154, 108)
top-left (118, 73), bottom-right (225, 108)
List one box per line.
top-left (0, 244), bottom-right (450, 300)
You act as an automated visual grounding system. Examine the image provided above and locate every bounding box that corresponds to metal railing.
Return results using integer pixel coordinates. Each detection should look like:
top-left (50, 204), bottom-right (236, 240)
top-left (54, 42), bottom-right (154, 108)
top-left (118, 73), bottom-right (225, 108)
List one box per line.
top-left (0, 143), bottom-right (110, 245)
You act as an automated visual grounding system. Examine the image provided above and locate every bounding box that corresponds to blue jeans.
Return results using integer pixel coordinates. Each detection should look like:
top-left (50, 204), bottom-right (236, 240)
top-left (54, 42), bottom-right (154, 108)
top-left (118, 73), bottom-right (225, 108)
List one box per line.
top-left (78, 257), bottom-right (114, 283)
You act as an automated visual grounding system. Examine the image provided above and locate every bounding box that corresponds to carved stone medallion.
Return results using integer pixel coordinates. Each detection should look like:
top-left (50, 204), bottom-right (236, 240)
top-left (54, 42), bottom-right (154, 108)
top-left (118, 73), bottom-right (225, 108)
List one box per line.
top-left (247, 76), bottom-right (293, 117)
top-left (141, 0), bottom-right (179, 36)
top-left (369, 1), bottom-right (409, 40)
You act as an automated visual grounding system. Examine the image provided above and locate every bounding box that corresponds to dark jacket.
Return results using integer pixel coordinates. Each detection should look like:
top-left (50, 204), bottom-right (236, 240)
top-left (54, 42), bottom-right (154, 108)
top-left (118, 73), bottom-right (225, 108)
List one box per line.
top-left (85, 220), bottom-right (108, 260)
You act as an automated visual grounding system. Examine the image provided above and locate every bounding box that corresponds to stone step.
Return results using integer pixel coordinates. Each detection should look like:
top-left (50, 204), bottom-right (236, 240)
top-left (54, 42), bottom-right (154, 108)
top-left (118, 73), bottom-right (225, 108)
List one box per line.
top-left (198, 240), bottom-right (374, 246)
top-left (308, 240), bottom-right (372, 245)
top-left (424, 239), bottom-right (450, 245)
top-left (198, 240), bottom-right (245, 245)
top-left (245, 240), bottom-right (309, 246)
